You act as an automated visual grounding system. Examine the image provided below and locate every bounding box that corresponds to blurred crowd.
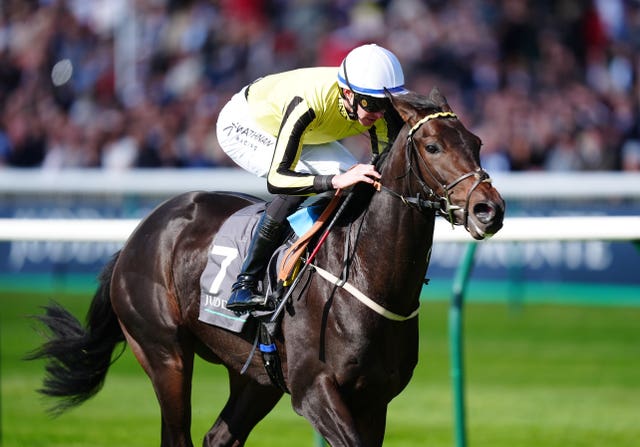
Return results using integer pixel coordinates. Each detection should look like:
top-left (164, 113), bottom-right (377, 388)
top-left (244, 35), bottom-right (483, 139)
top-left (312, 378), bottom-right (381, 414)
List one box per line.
top-left (1, 0), bottom-right (640, 172)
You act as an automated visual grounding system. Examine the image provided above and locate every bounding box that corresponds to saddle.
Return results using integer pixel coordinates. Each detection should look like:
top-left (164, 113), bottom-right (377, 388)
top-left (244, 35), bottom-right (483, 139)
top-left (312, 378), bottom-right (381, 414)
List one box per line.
top-left (198, 193), bottom-right (342, 391)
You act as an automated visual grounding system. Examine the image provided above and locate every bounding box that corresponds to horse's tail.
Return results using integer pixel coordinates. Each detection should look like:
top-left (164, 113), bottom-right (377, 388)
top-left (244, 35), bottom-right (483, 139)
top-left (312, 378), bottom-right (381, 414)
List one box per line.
top-left (26, 252), bottom-right (125, 416)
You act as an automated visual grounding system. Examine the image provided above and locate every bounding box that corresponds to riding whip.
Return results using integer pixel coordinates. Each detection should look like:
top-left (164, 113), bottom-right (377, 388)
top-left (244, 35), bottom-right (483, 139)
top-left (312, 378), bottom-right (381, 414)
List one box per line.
top-left (268, 187), bottom-right (356, 323)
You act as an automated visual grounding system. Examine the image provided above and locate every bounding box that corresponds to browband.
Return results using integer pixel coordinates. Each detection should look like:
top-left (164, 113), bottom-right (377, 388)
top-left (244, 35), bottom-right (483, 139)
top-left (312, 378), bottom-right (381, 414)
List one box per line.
top-left (407, 111), bottom-right (457, 140)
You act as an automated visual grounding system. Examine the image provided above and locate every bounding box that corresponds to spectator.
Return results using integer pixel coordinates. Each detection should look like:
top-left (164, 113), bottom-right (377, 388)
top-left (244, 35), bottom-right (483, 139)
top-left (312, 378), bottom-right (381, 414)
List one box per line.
top-left (1, 0), bottom-right (640, 172)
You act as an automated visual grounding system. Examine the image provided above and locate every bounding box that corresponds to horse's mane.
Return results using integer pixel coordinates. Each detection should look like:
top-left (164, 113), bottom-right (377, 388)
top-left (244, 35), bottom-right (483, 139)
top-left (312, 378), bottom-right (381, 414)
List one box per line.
top-left (400, 91), bottom-right (442, 114)
top-left (382, 90), bottom-right (443, 149)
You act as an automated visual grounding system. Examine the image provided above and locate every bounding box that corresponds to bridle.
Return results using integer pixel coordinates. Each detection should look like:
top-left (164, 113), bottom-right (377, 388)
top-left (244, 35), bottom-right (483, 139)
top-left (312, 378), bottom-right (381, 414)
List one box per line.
top-left (378, 111), bottom-right (492, 231)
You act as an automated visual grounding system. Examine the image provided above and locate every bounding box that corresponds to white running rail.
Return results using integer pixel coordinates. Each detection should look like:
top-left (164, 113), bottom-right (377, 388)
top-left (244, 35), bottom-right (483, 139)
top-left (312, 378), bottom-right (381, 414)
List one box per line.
top-left (0, 216), bottom-right (639, 243)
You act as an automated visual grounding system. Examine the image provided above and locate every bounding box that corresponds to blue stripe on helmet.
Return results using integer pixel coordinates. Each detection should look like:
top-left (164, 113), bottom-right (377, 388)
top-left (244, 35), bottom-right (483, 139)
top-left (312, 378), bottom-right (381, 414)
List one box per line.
top-left (337, 73), bottom-right (406, 95)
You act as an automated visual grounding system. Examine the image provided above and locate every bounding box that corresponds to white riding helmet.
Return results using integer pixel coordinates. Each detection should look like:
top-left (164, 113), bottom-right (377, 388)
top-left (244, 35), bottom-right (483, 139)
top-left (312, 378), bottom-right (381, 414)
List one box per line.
top-left (337, 44), bottom-right (407, 98)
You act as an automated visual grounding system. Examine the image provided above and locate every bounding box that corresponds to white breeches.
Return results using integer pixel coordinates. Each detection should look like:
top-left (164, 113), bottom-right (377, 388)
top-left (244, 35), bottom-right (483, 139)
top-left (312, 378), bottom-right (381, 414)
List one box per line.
top-left (216, 88), bottom-right (357, 178)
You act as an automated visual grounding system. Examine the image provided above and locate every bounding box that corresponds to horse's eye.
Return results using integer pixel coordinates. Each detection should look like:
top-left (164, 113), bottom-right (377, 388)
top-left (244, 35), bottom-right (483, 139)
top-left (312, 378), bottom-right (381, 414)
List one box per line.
top-left (425, 144), bottom-right (440, 154)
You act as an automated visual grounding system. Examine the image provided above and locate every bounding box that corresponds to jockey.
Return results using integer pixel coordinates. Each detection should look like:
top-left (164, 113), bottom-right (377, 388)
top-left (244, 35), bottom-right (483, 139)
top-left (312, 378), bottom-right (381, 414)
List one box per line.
top-left (216, 43), bottom-right (408, 313)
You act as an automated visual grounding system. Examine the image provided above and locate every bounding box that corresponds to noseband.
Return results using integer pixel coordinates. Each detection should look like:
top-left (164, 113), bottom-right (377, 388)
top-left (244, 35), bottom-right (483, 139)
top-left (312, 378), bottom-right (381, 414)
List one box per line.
top-left (379, 111), bottom-right (492, 231)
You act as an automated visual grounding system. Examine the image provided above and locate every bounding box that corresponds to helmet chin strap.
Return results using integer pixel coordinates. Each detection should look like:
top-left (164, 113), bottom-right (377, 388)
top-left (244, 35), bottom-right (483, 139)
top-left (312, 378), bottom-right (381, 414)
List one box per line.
top-left (340, 60), bottom-right (359, 121)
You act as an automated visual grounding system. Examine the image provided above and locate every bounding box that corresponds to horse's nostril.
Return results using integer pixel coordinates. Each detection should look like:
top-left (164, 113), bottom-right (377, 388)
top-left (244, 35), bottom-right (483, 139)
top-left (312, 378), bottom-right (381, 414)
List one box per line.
top-left (473, 202), bottom-right (495, 224)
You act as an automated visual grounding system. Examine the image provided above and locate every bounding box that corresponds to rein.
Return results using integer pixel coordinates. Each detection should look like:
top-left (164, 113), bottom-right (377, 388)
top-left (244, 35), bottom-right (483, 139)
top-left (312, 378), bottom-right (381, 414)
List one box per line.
top-left (379, 111), bottom-right (492, 230)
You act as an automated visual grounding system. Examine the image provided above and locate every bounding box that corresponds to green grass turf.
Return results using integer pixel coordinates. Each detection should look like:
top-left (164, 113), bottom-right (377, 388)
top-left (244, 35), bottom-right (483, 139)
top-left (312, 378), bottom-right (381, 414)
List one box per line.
top-left (1, 290), bottom-right (639, 446)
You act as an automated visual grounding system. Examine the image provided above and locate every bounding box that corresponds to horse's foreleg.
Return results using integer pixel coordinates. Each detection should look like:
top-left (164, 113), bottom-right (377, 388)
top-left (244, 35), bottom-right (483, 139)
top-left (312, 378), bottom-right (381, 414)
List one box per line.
top-left (353, 405), bottom-right (387, 446)
top-left (203, 371), bottom-right (283, 447)
top-left (292, 374), bottom-right (378, 447)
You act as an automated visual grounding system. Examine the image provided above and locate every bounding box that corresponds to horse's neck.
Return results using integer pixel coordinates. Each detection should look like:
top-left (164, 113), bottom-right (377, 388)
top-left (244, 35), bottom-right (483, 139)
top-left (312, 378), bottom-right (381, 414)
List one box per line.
top-left (361, 144), bottom-right (436, 285)
top-left (361, 183), bottom-right (435, 268)
top-left (320, 166), bottom-right (436, 310)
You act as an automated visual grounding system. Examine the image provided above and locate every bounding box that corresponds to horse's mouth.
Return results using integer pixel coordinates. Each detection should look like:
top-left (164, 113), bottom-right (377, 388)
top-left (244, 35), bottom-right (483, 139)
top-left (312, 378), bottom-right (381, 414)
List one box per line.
top-left (467, 201), bottom-right (505, 240)
top-left (468, 220), bottom-right (503, 240)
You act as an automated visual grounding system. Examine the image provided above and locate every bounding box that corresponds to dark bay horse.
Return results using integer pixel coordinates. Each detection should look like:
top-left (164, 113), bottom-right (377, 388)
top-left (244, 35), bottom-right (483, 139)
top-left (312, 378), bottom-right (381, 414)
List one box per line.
top-left (28, 87), bottom-right (504, 446)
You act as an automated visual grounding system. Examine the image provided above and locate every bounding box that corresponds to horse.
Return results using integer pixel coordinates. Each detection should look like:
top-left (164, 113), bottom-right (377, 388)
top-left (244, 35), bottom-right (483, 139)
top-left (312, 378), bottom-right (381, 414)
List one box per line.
top-left (28, 87), bottom-right (505, 446)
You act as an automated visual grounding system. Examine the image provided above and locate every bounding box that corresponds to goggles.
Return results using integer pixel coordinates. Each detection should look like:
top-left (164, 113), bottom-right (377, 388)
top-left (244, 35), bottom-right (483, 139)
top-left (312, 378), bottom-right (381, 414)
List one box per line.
top-left (355, 94), bottom-right (389, 113)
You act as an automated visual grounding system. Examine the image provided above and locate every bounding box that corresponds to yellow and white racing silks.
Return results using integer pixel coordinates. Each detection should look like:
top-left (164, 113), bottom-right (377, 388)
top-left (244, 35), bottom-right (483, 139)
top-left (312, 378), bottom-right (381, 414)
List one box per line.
top-left (246, 67), bottom-right (395, 195)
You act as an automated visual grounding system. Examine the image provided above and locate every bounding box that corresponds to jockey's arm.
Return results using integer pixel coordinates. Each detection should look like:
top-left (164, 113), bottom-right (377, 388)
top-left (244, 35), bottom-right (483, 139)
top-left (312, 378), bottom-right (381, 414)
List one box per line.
top-left (266, 98), bottom-right (380, 195)
top-left (266, 97), bottom-right (325, 196)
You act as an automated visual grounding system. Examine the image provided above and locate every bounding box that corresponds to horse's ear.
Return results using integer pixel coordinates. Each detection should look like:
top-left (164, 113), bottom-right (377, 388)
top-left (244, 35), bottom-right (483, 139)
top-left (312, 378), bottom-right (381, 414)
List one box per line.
top-left (384, 88), bottom-right (420, 123)
top-left (428, 87), bottom-right (452, 112)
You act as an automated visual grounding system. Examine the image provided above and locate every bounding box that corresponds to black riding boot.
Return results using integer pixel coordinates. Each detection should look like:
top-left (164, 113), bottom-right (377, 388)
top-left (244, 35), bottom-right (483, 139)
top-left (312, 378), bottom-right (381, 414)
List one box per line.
top-left (226, 214), bottom-right (285, 312)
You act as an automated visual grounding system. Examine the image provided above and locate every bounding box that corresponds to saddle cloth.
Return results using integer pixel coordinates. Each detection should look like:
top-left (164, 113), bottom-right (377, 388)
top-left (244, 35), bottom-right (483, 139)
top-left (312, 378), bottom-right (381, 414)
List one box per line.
top-left (198, 203), bottom-right (289, 333)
